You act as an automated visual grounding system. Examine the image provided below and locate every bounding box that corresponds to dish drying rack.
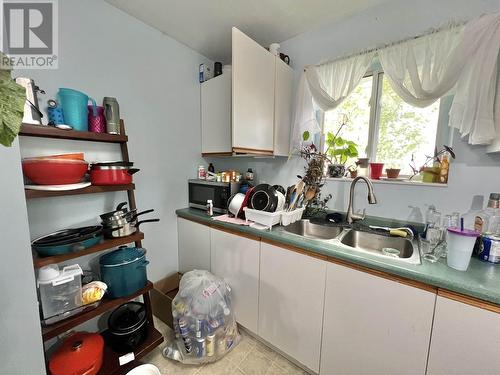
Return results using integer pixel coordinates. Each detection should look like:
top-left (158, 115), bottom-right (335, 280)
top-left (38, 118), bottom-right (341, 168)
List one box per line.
top-left (243, 207), bottom-right (305, 230)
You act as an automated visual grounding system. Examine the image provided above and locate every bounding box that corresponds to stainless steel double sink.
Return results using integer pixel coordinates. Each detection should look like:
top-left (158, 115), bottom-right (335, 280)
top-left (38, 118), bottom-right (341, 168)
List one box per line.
top-left (282, 220), bottom-right (421, 264)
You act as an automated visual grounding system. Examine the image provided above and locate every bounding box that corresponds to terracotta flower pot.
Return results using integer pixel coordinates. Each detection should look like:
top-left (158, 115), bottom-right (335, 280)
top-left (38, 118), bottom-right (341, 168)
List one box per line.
top-left (386, 168), bottom-right (401, 179)
top-left (348, 169), bottom-right (358, 178)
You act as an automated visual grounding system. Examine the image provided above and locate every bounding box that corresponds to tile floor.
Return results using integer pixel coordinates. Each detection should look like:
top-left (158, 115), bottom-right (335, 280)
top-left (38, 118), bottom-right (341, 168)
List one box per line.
top-left (144, 317), bottom-right (309, 375)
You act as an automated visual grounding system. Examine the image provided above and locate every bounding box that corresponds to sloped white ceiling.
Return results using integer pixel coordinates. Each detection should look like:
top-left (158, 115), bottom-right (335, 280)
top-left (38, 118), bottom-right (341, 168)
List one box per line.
top-left (106, 0), bottom-right (390, 62)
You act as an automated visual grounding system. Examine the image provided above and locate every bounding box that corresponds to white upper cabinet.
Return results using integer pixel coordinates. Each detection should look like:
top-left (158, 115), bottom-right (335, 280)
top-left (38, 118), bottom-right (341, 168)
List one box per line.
top-left (210, 228), bottom-right (260, 333)
top-left (320, 262), bottom-right (435, 375)
top-left (201, 72), bottom-right (232, 155)
top-left (259, 242), bottom-right (326, 373)
top-left (273, 58), bottom-right (294, 156)
top-left (200, 28), bottom-right (293, 156)
top-left (427, 295), bottom-right (500, 375)
top-left (232, 27), bottom-right (276, 154)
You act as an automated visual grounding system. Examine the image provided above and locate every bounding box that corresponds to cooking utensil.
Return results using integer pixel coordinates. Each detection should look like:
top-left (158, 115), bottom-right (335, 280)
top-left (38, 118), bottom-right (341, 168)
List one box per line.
top-left (107, 302), bottom-right (148, 352)
top-left (90, 163), bottom-right (139, 185)
top-left (32, 226), bottom-right (103, 257)
top-left (100, 202), bottom-right (128, 221)
top-left (272, 185), bottom-right (286, 195)
top-left (99, 246), bottom-right (149, 298)
top-left (48, 331), bottom-right (104, 375)
top-left (25, 182), bottom-right (91, 191)
top-left (250, 184), bottom-right (279, 212)
top-left (288, 180), bottom-right (305, 211)
top-left (103, 218), bottom-right (159, 239)
top-left (22, 158), bottom-right (89, 185)
top-left (102, 209), bottom-right (154, 227)
top-left (227, 193), bottom-right (246, 217)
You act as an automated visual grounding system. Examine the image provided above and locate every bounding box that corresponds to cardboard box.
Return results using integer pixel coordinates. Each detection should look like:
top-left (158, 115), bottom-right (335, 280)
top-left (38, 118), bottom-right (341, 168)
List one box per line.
top-left (151, 273), bottom-right (181, 329)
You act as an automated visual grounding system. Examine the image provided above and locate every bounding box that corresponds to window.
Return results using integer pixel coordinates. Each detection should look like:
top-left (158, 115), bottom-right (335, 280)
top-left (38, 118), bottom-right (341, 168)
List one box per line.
top-left (323, 68), bottom-right (442, 176)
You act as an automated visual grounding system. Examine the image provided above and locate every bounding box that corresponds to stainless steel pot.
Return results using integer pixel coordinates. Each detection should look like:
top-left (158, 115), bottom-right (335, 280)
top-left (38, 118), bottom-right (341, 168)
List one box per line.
top-left (102, 209), bottom-right (154, 227)
top-left (104, 219), bottom-right (160, 238)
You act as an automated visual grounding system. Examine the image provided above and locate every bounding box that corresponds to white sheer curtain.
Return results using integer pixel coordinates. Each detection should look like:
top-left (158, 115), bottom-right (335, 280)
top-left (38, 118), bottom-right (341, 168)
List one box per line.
top-left (379, 13), bottom-right (500, 144)
top-left (290, 52), bottom-right (374, 152)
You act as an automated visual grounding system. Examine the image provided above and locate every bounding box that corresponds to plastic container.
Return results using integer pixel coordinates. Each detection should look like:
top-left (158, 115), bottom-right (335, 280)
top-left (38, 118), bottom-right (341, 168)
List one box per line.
top-left (369, 163), bottom-right (384, 180)
top-left (446, 228), bottom-right (480, 271)
top-left (58, 88), bottom-right (96, 131)
top-left (281, 207), bottom-right (305, 226)
top-left (37, 264), bottom-right (83, 319)
top-left (243, 207), bottom-right (281, 229)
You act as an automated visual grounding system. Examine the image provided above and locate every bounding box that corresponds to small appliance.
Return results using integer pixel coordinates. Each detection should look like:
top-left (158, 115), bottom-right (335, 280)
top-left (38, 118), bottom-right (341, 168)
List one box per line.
top-left (188, 179), bottom-right (240, 214)
top-left (15, 77), bottom-right (45, 125)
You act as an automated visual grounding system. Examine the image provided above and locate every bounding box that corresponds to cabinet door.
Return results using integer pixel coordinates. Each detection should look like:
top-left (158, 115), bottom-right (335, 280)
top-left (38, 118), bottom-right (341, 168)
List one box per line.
top-left (177, 218), bottom-right (210, 273)
top-left (427, 296), bottom-right (500, 375)
top-left (259, 242), bottom-right (326, 373)
top-left (232, 27), bottom-right (275, 153)
top-left (321, 262), bottom-right (435, 375)
top-left (210, 228), bottom-right (260, 333)
top-left (201, 73), bottom-right (232, 154)
top-left (273, 58), bottom-right (293, 156)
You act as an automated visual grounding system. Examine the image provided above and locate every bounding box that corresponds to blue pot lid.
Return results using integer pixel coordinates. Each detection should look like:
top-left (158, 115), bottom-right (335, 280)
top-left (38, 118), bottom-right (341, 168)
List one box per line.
top-left (100, 246), bottom-right (145, 267)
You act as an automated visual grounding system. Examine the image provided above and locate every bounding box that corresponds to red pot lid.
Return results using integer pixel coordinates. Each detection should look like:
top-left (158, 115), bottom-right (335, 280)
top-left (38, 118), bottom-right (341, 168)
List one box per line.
top-left (49, 332), bottom-right (104, 375)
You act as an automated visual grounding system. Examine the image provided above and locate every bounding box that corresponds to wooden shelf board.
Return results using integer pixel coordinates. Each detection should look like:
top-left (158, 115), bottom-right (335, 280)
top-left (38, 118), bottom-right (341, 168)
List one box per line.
top-left (42, 281), bottom-right (153, 341)
top-left (25, 184), bottom-right (135, 199)
top-left (19, 123), bottom-right (128, 143)
top-left (33, 232), bottom-right (144, 268)
top-left (98, 324), bottom-right (164, 375)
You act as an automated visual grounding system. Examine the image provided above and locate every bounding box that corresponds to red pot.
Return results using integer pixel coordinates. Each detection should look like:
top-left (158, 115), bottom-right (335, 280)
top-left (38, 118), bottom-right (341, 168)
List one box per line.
top-left (49, 332), bottom-right (104, 375)
top-left (90, 163), bottom-right (139, 185)
top-left (22, 158), bottom-right (88, 185)
top-left (369, 162), bottom-right (384, 180)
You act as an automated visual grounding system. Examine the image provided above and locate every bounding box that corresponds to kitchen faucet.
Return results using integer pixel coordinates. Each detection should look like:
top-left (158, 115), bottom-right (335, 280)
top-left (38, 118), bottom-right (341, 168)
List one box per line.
top-left (346, 176), bottom-right (377, 224)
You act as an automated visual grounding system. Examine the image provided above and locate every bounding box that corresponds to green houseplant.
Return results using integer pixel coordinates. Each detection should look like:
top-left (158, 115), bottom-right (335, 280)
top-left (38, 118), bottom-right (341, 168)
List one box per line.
top-left (325, 132), bottom-right (359, 178)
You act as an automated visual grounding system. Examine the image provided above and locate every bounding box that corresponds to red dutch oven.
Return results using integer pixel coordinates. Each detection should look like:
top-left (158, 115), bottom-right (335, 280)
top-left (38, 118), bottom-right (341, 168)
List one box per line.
top-left (49, 332), bottom-right (104, 375)
top-left (90, 162), bottom-right (139, 185)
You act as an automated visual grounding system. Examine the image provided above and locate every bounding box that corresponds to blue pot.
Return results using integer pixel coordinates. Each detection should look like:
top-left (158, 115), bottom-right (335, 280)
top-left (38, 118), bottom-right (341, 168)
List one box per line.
top-left (99, 246), bottom-right (149, 298)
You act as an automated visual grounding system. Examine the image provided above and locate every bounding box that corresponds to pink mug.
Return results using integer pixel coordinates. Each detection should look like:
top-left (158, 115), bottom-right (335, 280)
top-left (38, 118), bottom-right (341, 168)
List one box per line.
top-left (369, 163), bottom-right (384, 180)
top-left (88, 105), bottom-right (106, 133)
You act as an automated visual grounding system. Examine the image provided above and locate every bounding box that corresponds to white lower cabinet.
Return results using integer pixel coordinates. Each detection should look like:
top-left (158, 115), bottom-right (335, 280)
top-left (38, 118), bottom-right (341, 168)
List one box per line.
top-left (210, 228), bottom-right (260, 333)
top-left (259, 242), bottom-right (326, 373)
top-left (427, 296), bottom-right (500, 375)
top-left (177, 218), bottom-right (211, 273)
top-left (320, 263), bottom-right (435, 375)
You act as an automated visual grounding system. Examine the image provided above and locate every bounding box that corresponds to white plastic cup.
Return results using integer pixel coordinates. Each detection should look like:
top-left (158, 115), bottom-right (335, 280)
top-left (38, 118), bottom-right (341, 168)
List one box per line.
top-left (446, 227), bottom-right (480, 271)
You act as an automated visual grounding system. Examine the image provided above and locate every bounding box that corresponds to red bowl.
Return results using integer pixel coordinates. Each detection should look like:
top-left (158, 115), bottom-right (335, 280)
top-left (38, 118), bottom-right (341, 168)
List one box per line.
top-left (22, 159), bottom-right (89, 185)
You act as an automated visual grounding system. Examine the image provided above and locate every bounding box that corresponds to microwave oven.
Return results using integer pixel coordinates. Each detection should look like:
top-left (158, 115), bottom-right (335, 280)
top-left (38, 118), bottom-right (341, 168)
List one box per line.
top-left (188, 179), bottom-right (240, 213)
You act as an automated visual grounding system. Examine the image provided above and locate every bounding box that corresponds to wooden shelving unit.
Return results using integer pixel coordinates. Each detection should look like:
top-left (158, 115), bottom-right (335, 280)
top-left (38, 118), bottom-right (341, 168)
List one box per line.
top-left (25, 183), bottom-right (135, 199)
top-left (20, 120), bottom-right (163, 372)
top-left (42, 282), bottom-right (153, 340)
top-left (33, 231), bottom-right (144, 268)
top-left (20, 123), bottom-right (128, 143)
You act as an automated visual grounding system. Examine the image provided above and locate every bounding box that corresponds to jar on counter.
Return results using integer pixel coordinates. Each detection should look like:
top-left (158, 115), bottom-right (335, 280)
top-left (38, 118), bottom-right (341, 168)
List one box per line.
top-left (198, 165), bottom-right (206, 180)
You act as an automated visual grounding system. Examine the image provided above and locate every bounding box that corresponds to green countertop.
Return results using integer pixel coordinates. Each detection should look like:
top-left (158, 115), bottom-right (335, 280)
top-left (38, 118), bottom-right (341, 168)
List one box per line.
top-left (176, 208), bottom-right (500, 306)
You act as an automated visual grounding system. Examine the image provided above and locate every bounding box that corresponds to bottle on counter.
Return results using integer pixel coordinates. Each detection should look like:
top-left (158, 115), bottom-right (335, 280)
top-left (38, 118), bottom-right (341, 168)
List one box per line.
top-left (245, 168), bottom-right (254, 181)
top-left (208, 163), bottom-right (215, 173)
top-left (206, 200), bottom-right (213, 216)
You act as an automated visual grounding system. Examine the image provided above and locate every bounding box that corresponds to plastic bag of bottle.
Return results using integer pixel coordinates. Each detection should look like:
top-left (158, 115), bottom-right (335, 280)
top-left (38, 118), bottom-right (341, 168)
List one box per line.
top-left (162, 270), bottom-right (240, 364)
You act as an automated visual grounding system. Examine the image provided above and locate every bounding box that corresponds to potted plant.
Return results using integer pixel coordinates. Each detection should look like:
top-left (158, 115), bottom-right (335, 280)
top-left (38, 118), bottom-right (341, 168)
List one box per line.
top-left (347, 165), bottom-right (358, 178)
top-left (385, 165), bottom-right (401, 179)
top-left (324, 115), bottom-right (358, 178)
top-left (409, 145), bottom-right (455, 183)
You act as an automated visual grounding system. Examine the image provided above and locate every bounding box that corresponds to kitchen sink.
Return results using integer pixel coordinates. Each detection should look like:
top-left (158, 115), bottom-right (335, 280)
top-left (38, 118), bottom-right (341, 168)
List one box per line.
top-left (338, 229), bottom-right (421, 264)
top-left (283, 219), bottom-right (343, 240)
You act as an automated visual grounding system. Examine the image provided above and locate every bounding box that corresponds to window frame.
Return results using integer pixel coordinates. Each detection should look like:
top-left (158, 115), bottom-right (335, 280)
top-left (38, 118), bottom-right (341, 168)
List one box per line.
top-left (320, 66), bottom-right (453, 178)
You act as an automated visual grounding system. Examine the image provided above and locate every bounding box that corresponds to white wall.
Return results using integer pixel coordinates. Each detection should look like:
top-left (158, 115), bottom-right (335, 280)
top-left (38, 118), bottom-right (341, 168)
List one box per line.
top-left (1, 1), bottom-right (210, 372)
top-left (208, 0), bottom-right (500, 222)
top-left (17, 0), bottom-right (211, 282)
